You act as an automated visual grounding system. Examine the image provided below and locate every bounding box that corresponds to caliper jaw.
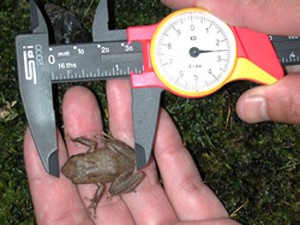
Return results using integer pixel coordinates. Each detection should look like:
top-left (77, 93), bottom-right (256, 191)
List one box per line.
top-left (127, 23), bottom-right (166, 169)
top-left (29, 0), bottom-right (48, 33)
top-left (92, 0), bottom-right (126, 42)
top-left (132, 88), bottom-right (162, 169)
top-left (16, 0), bottom-right (59, 177)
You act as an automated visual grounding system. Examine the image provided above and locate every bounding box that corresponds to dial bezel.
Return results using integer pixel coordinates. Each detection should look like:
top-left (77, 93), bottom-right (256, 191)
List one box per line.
top-left (150, 8), bottom-right (238, 97)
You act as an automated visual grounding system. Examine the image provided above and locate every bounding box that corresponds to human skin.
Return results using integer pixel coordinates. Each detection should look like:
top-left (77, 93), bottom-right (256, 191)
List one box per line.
top-left (24, 81), bottom-right (240, 225)
top-left (23, 0), bottom-right (300, 224)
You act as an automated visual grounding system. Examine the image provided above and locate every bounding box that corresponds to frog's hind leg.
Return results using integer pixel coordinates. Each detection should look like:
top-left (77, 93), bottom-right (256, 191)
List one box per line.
top-left (87, 183), bottom-right (105, 218)
top-left (109, 171), bottom-right (144, 196)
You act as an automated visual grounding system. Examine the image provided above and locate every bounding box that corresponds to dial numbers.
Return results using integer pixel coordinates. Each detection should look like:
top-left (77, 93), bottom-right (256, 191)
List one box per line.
top-left (151, 8), bottom-right (237, 97)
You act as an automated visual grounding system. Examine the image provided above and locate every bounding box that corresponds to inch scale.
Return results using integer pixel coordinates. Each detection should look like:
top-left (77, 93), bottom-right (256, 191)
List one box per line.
top-left (48, 41), bottom-right (143, 82)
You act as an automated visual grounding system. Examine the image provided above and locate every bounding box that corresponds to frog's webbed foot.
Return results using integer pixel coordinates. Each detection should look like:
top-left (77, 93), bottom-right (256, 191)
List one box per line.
top-left (87, 183), bottom-right (105, 218)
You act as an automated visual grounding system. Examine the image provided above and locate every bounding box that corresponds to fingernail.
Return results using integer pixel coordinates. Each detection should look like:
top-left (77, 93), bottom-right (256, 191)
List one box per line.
top-left (239, 95), bottom-right (270, 123)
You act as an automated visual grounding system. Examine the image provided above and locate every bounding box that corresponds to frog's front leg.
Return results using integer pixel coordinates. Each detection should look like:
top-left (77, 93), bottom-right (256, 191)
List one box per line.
top-left (71, 136), bottom-right (97, 153)
top-left (109, 171), bottom-right (144, 196)
top-left (87, 183), bottom-right (105, 218)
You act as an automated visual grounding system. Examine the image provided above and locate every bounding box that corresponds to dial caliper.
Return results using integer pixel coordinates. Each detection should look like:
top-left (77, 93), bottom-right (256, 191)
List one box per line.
top-left (16, 0), bottom-right (300, 176)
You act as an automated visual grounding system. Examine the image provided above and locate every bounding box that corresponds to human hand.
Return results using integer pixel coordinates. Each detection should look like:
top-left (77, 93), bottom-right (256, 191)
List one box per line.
top-left (24, 79), bottom-right (240, 224)
top-left (162, 0), bottom-right (300, 124)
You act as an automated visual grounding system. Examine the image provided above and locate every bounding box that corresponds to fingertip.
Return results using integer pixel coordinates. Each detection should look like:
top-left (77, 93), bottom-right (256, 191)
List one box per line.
top-left (161, 0), bottom-right (201, 9)
top-left (62, 86), bottom-right (103, 138)
top-left (236, 87), bottom-right (270, 124)
top-left (237, 75), bottom-right (300, 124)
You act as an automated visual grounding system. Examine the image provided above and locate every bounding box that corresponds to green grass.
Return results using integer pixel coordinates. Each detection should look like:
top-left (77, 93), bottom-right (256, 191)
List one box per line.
top-left (0, 0), bottom-right (299, 224)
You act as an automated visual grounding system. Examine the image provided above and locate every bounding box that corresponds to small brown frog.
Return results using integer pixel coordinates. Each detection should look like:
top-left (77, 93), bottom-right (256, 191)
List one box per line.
top-left (61, 134), bottom-right (144, 217)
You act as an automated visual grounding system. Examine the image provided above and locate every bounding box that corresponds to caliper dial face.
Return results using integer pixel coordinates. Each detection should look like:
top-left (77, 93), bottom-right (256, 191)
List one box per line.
top-left (151, 8), bottom-right (237, 97)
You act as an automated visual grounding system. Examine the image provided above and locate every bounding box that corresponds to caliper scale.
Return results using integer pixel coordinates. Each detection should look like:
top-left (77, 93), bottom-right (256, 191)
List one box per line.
top-left (48, 41), bottom-right (143, 82)
top-left (16, 0), bottom-right (300, 176)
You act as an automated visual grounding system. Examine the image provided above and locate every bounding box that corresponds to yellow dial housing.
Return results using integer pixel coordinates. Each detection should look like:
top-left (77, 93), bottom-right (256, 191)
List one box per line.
top-left (150, 8), bottom-right (237, 97)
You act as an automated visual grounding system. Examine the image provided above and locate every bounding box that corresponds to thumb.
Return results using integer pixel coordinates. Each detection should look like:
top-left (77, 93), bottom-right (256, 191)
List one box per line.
top-left (161, 0), bottom-right (300, 35)
top-left (236, 74), bottom-right (300, 124)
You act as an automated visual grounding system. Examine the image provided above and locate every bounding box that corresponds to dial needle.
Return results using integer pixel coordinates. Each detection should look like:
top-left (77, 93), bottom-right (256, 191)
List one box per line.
top-left (189, 47), bottom-right (227, 57)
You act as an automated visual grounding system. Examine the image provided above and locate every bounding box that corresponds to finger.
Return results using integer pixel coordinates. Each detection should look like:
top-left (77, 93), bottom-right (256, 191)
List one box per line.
top-left (285, 65), bottom-right (300, 74)
top-left (106, 79), bottom-right (134, 144)
top-left (174, 218), bottom-right (241, 225)
top-left (24, 128), bottom-right (93, 224)
top-left (62, 86), bottom-right (103, 149)
top-left (161, 0), bottom-right (300, 35)
top-left (106, 79), bottom-right (178, 224)
top-left (236, 74), bottom-right (300, 124)
top-left (62, 86), bottom-right (134, 223)
top-left (161, 0), bottom-right (198, 9)
top-left (155, 110), bottom-right (229, 221)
